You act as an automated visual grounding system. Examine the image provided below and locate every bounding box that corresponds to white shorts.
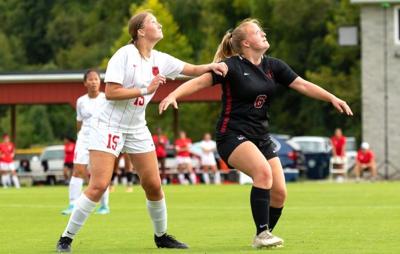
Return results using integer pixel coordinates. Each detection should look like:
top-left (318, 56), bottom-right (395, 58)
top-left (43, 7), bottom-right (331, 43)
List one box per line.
top-left (176, 156), bottom-right (192, 165)
top-left (88, 126), bottom-right (155, 157)
top-left (201, 156), bottom-right (217, 166)
top-left (0, 162), bottom-right (16, 171)
top-left (74, 131), bottom-right (90, 165)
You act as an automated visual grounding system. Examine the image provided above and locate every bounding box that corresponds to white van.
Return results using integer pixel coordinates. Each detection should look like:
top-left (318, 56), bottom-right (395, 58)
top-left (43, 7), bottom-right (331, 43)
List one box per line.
top-left (29, 145), bottom-right (65, 185)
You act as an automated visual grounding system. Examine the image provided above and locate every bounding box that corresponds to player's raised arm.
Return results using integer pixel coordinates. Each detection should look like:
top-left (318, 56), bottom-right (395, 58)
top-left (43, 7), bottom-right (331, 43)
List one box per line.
top-left (288, 77), bottom-right (353, 116)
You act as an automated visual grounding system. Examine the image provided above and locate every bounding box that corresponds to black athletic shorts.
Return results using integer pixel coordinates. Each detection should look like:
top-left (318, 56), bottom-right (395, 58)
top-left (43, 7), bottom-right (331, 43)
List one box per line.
top-left (216, 132), bottom-right (277, 166)
top-left (64, 162), bottom-right (74, 170)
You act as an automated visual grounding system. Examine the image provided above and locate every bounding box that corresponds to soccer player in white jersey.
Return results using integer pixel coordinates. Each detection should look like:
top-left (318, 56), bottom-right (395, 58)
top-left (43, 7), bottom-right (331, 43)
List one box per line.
top-left (61, 69), bottom-right (109, 216)
top-left (200, 133), bottom-right (220, 184)
top-left (56, 11), bottom-right (227, 252)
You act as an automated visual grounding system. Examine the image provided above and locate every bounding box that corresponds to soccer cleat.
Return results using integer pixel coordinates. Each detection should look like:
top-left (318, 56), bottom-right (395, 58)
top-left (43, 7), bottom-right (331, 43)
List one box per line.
top-left (95, 206), bottom-right (110, 215)
top-left (126, 186), bottom-right (133, 193)
top-left (252, 230), bottom-right (284, 248)
top-left (154, 233), bottom-right (189, 249)
top-left (61, 204), bottom-right (74, 215)
top-left (56, 236), bottom-right (72, 253)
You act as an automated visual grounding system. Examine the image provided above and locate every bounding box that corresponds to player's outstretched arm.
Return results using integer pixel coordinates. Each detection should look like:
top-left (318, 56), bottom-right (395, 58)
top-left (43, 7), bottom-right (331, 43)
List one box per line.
top-left (182, 62), bottom-right (227, 77)
top-left (159, 73), bottom-right (213, 114)
top-left (289, 77), bottom-right (353, 116)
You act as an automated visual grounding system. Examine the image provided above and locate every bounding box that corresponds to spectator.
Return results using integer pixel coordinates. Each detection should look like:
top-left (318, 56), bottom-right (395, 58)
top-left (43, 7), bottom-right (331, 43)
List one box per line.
top-left (0, 134), bottom-right (20, 188)
top-left (330, 128), bottom-right (347, 180)
top-left (331, 128), bottom-right (346, 160)
top-left (152, 127), bottom-right (169, 184)
top-left (354, 142), bottom-right (377, 181)
top-left (200, 133), bottom-right (220, 184)
top-left (62, 136), bottom-right (76, 185)
top-left (175, 131), bottom-right (196, 184)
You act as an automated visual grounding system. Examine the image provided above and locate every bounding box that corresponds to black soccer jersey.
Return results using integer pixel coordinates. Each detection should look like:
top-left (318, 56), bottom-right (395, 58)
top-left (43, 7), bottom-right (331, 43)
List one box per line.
top-left (212, 55), bottom-right (298, 139)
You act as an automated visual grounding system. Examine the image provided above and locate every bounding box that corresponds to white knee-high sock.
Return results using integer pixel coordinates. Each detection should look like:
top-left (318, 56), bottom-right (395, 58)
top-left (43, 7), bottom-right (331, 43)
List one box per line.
top-left (69, 176), bottom-right (83, 205)
top-left (189, 172), bottom-right (197, 184)
top-left (214, 171), bottom-right (221, 184)
top-left (178, 173), bottom-right (186, 184)
top-left (202, 172), bottom-right (210, 184)
top-left (2, 175), bottom-right (9, 187)
top-left (12, 175), bottom-right (20, 188)
top-left (62, 194), bottom-right (96, 239)
top-left (100, 187), bottom-right (109, 207)
top-left (147, 198), bottom-right (167, 237)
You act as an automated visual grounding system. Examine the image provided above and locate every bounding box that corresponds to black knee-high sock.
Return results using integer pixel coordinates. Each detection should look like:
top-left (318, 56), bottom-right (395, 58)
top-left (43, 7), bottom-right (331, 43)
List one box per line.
top-left (269, 207), bottom-right (283, 232)
top-left (250, 186), bottom-right (270, 235)
top-left (126, 171), bottom-right (133, 185)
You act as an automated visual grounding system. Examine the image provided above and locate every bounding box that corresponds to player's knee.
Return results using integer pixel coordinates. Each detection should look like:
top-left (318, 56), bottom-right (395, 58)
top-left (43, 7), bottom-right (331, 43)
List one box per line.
top-left (252, 166), bottom-right (272, 184)
top-left (88, 181), bottom-right (109, 198)
top-left (271, 188), bottom-right (287, 205)
top-left (142, 179), bottom-right (162, 196)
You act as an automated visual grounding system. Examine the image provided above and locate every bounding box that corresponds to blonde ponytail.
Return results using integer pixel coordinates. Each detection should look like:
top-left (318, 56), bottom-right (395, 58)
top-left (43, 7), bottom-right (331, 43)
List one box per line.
top-left (213, 31), bottom-right (236, 62)
top-left (213, 18), bottom-right (262, 63)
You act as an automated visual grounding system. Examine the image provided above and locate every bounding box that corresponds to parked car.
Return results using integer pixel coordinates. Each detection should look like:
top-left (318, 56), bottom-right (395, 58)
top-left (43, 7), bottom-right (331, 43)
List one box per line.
top-left (270, 134), bottom-right (305, 170)
top-left (30, 145), bottom-right (65, 185)
top-left (289, 136), bottom-right (331, 179)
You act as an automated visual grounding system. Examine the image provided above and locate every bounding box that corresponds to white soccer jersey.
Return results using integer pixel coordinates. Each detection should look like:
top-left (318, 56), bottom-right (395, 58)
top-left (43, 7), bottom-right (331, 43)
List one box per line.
top-left (200, 140), bottom-right (217, 166)
top-left (76, 92), bottom-right (107, 135)
top-left (98, 44), bottom-right (184, 133)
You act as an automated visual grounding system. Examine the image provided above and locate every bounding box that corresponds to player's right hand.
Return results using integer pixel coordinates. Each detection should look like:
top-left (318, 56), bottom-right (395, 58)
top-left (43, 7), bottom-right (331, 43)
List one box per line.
top-left (159, 95), bottom-right (178, 114)
top-left (148, 74), bottom-right (166, 94)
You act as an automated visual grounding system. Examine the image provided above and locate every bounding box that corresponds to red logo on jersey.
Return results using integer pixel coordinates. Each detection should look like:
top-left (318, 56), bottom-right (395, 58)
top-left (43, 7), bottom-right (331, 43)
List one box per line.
top-left (266, 70), bottom-right (273, 80)
top-left (254, 95), bottom-right (267, 108)
top-left (152, 66), bottom-right (159, 76)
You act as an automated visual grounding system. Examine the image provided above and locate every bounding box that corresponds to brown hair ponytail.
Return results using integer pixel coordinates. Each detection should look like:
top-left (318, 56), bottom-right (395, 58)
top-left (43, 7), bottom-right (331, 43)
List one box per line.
top-left (128, 11), bottom-right (151, 43)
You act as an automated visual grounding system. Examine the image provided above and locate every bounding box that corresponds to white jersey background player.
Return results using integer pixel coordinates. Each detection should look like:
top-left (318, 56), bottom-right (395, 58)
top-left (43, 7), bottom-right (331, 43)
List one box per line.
top-left (56, 11), bottom-right (228, 252)
top-left (61, 69), bottom-right (109, 215)
top-left (200, 133), bottom-right (220, 184)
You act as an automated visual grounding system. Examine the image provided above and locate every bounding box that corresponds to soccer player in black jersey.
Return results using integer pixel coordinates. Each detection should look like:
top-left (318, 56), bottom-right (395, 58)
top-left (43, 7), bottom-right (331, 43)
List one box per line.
top-left (159, 18), bottom-right (353, 248)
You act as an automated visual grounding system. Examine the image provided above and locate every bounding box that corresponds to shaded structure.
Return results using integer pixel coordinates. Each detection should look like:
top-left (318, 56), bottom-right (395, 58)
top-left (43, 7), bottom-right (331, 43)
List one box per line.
top-left (0, 72), bottom-right (221, 142)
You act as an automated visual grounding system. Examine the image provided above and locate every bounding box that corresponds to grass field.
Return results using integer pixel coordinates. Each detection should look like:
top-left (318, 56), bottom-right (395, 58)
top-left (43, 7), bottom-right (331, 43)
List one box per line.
top-left (0, 181), bottom-right (399, 254)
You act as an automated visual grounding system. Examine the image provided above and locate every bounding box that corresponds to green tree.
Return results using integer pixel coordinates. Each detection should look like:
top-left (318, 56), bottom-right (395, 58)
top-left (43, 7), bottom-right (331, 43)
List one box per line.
top-left (17, 106), bottom-right (55, 148)
top-left (0, 31), bottom-right (26, 71)
top-left (1, 0), bottom-right (55, 64)
top-left (305, 0), bottom-right (361, 138)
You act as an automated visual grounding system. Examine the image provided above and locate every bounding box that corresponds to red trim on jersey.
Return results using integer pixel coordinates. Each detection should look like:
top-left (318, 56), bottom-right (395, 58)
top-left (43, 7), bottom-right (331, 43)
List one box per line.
top-left (220, 82), bottom-right (232, 133)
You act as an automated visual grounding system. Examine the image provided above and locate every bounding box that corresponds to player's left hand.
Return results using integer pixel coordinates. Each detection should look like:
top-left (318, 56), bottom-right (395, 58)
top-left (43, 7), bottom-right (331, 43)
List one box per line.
top-left (210, 62), bottom-right (228, 77)
top-left (331, 97), bottom-right (353, 116)
top-left (159, 95), bottom-right (178, 114)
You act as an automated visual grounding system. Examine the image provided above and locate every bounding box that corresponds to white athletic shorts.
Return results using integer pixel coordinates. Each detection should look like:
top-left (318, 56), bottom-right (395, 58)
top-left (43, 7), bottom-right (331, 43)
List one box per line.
top-left (0, 162), bottom-right (16, 171)
top-left (88, 126), bottom-right (155, 157)
top-left (73, 131), bottom-right (90, 165)
top-left (201, 156), bottom-right (217, 166)
top-left (176, 156), bottom-right (192, 165)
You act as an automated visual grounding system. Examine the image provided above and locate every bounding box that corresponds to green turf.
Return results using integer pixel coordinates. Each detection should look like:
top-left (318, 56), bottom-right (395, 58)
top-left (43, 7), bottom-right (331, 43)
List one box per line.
top-left (0, 182), bottom-right (399, 253)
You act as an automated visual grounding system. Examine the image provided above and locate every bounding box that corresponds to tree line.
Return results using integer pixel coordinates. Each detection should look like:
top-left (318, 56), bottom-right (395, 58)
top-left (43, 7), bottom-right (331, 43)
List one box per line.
top-left (0, 0), bottom-right (361, 148)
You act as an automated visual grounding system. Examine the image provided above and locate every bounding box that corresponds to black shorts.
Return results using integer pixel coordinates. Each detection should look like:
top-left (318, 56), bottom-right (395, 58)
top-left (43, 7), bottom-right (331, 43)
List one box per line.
top-left (64, 162), bottom-right (74, 170)
top-left (216, 132), bottom-right (277, 166)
